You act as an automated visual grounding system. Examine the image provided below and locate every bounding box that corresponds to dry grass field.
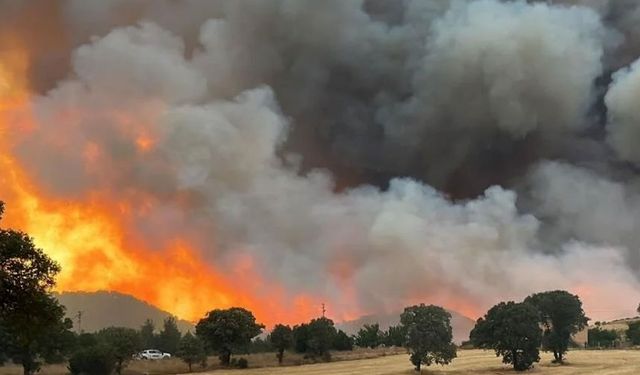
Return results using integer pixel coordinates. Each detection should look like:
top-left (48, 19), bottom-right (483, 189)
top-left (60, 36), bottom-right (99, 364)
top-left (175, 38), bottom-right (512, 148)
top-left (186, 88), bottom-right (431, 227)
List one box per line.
top-left (3, 349), bottom-right (640, 375)
top-left (0, 347), bottom-right (405, 375)
top-left (207, 350), bottom-right (640, 375)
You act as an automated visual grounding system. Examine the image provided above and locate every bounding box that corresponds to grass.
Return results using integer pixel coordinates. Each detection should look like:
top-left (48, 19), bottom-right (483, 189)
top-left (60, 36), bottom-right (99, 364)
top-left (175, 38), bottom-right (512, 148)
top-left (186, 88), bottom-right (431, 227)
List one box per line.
top-left (4, 349), bottom-right (640, 374)
top-left (206, 349), bottom-right (640, 375)
top-left (0, 347), bottom-right (405, 375)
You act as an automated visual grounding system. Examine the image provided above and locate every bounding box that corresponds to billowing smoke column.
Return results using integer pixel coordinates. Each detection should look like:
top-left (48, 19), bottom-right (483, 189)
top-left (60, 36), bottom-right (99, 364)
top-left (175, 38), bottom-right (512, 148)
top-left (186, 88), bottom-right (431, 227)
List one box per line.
top-left (2, 0), bottom-right (640, 323)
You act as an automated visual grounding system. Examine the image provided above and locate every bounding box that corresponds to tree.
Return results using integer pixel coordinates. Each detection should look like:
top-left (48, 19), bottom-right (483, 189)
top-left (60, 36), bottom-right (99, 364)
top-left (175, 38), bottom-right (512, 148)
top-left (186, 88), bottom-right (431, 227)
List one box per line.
top-left (588, 327), bottom-right (619, 348)
top-left (524, 290), bottom-right (588, 363)
top-left (68, 345), bottom-right (115, 375)
top-left (305, 317), bottom-right (338, 360)
top-left (158, 317), bottom-right (181, 354)
top-left (355, 323), bottom-right (382, 348)
top-left (176, 332), bottom-right (206, 372)
top-left (3, 293), bottom-right (74, 375)
top-left (247, 337), bottom-right (273, 353)
top-left (195, 307), bottom-right (264, 366)
top-left (139, 319), bottom-right (156, 349)
top-left (383, 325), bottom-right (407, 347)
top-left (292, 323), bottom-right (310, 354)
top-left (97, 327), bottom-right (140, 375)
top-left (333, 330), bottom-right (353, 351)
top-left (1, 202), bottom-right (73, 375)
top-left (627, 321), bottom-right (640, 345)
top-left (400, 304), bottom-right (456, 372)
top-left (470, 301), bottom-right (542, 371)
top-left (269, 324), bottom-right (293, 364)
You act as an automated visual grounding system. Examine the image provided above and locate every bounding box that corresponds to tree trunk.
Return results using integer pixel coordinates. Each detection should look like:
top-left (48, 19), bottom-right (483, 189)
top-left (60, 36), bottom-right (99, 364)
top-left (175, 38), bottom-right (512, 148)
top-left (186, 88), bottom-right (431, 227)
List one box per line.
top-left (415, 362), bottom-right (421, 372)
top-left (188, 361), bottom-right (192, 372)
top-left (21, 347), bottom-right (34, 375)
top-left (558, 351), bottom-right (563, 363)
top-left (220, 349), bottom-right (231, 366)
top-left (277, 349), bottom-right (284, 364)
top-left (116, 359), bottom-right (123, 375)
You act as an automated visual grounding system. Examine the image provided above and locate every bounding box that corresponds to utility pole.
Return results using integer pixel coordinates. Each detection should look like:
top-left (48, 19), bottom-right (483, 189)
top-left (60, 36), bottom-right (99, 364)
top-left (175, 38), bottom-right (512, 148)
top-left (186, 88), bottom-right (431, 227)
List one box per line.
top-left (321, 303), bottom-right (326, 318)
top-left (76, 310), bottom-right (83, 334)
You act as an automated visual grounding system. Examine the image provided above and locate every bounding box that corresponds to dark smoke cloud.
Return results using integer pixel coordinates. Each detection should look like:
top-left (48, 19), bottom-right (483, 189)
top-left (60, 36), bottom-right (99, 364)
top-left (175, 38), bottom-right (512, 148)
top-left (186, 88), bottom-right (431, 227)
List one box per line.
top-left (5, 0), bottom-right (640, 319)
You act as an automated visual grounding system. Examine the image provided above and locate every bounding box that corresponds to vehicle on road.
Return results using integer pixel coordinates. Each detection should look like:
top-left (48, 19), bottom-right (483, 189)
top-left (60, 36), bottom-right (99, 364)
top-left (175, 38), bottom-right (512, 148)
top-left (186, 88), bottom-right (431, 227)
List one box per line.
top-left (135, 349), bottom-right (172, 360)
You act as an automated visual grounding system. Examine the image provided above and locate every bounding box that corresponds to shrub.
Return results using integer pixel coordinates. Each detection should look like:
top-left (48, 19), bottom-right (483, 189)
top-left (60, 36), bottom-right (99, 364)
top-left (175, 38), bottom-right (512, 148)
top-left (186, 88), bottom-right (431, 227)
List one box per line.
top-left (237, 357), bottom-right (248, 369)
top-left (68, 345), bottom-right (115, 375)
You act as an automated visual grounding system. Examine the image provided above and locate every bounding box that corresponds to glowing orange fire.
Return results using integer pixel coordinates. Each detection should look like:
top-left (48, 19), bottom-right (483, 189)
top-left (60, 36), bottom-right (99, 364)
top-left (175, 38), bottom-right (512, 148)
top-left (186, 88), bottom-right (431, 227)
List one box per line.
top-left (0, 35), bottom-right (334, 327)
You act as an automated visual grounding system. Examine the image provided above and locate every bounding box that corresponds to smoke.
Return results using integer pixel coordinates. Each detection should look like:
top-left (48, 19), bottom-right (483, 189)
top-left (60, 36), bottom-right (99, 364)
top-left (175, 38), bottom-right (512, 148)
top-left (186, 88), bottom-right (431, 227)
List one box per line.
top-left (4, 0), bottom-right (640, 320)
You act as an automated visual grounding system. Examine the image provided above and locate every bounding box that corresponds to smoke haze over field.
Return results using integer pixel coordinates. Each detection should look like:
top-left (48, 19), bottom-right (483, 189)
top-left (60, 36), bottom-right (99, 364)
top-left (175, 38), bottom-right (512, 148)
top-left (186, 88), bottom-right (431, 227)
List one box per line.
top-left (3, 0), bottom-right (640, 323)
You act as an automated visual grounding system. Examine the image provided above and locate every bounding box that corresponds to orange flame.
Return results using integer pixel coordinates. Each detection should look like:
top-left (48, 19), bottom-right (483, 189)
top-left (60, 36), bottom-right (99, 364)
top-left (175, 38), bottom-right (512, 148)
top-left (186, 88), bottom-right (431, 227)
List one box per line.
top-left (0, 35), bottom-right (334, 327)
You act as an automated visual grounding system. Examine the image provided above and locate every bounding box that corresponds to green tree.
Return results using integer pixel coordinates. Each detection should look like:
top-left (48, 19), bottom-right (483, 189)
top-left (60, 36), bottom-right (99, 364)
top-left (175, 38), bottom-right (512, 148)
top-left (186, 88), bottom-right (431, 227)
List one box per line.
top-left (4, 294), bottom-right (74, 375)
top-left (292, 323), bottom-right (310, 353)
top-left (158, 317), bottom-right (181, 354)
top-left (195, 307), bottom-right (264, 366)
top-left (355, 323), bottom-right (382, 348)
top-left (176, 332), bottom-right (206, 372)
top-left (247, 337), bottom-right (273, 353)
top-left (269, 324), bottom-right (293, 364)
top-left (1, 202), bottom-right (74, 375)
top-left (139, 319), bottom-right (156, 349)
top-left (470, 301), bottom-right (542, 371)
top-left (524, 290), bottom-right (588, 363)
top-left (587, 327), bottom-right (618, 348)
top-left (400, 304), bottom-right (457, 372)
top-left (383, 325), bottom-right (407, 347)
top-left (68, 345), bottom-right (115, 375)
top-left (627, 321), bottom-right (640, 345)
top-left (305, 317), bottom-right (338, 361)
top-left (332, 330), bottom-right (353, 351)
top-left (97, 327), bottom-right (141, 375)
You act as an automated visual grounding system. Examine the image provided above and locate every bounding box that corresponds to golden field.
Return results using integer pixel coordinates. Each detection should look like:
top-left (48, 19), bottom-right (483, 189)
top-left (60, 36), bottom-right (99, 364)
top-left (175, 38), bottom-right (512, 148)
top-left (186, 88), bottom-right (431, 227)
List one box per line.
top-left (207, 350), bottom-right (640, 375)
top-left (3, 349), bottom-right (640, 375)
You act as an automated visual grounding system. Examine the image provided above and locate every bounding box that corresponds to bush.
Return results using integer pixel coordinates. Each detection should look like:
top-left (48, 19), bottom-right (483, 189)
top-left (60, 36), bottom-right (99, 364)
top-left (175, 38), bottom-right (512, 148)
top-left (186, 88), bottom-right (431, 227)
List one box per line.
top-left (68, 345), bottom-right (115, 375)
top-left (237, 358), bottom-right (248, 369)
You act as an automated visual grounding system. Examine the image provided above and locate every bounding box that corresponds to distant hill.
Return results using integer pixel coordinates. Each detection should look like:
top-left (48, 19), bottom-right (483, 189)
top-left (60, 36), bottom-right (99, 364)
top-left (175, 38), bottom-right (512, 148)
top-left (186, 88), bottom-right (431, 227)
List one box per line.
top-left (595, 317), bottom-right (640, 333)
top-left (336, 310), bottom-right (475, 344)
top-left (55, 291), bottom-right (475, 342)
top-left (55, 291), bottom-right (194, 333)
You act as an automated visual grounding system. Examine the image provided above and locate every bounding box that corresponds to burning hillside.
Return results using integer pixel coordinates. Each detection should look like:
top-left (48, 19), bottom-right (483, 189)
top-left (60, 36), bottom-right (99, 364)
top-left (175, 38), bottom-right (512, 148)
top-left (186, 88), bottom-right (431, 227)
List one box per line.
top-left (2, 0), bottom-right (640, 325)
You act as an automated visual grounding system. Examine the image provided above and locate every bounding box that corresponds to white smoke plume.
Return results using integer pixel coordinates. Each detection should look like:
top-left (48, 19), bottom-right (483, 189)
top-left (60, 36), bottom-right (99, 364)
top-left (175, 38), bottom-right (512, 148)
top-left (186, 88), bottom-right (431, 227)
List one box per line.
top-left (5, 0), bottom-right (640, 320)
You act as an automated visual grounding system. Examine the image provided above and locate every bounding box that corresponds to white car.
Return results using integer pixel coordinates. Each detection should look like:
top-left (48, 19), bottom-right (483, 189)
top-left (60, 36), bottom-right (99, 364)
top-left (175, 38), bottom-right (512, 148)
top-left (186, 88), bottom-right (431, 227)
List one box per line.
top-left (137, 349), bottom-right (171, 360)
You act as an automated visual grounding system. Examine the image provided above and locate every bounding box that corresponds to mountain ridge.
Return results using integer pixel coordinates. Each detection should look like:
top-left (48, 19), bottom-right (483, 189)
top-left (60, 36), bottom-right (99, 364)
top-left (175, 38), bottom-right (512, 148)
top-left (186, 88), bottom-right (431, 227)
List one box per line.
top-left (55, 291), bottom-right (195, 333)
top-left (56, 291), bottom-right (475, 343)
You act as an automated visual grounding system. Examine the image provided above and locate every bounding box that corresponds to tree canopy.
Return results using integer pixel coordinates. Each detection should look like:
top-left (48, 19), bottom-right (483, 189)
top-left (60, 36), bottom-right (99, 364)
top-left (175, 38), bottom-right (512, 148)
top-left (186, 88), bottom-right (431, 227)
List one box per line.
top-left (195, 307), bottom-right (264, 366)
top-left (97, 327), bottom-right (141, 375)
top-left (524, 290), bottom-right (588, 363)
top-left (333, 329), bottom-right (354, 351)
top-left (177, 332), bottom-right (206, 372)
top-left (158, 317), bottom-right (181, 354)
top-left (627, 321), bottom-right (640, 345)
top-left (355, 323), bottom-right (382, 348)
top-left (269, 324), bottom-right (293, 364)
top-left (0, 201), bottom-right (73, 375)
top-left (383, 325), bottom-right (407, 347)
top-left (400, 304), bottom-right (456, 372)
top-left (470, 301), bottom-right (542, 371)
top-left (139, 319), bottom-right (156, 349)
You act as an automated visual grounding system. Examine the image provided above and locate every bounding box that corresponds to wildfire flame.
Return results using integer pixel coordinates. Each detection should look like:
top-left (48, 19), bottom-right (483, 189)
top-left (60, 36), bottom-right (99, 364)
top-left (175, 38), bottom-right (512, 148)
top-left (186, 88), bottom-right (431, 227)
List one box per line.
top-left (0, 35), bottom-right (331, 326)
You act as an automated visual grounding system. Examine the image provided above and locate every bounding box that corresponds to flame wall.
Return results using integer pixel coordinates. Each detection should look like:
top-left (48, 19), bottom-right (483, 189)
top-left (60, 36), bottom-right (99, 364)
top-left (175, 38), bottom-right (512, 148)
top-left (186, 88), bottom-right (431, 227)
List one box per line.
top-left (3, 0), bottom-right (640, 325)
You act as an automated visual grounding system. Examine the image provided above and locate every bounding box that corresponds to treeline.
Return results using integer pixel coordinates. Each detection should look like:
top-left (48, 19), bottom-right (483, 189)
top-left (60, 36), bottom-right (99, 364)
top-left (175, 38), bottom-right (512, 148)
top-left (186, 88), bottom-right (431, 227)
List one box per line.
top-left (0, 198), bottom-right (614, 374)
top-left (587, 320), bottom-right (640, 348)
